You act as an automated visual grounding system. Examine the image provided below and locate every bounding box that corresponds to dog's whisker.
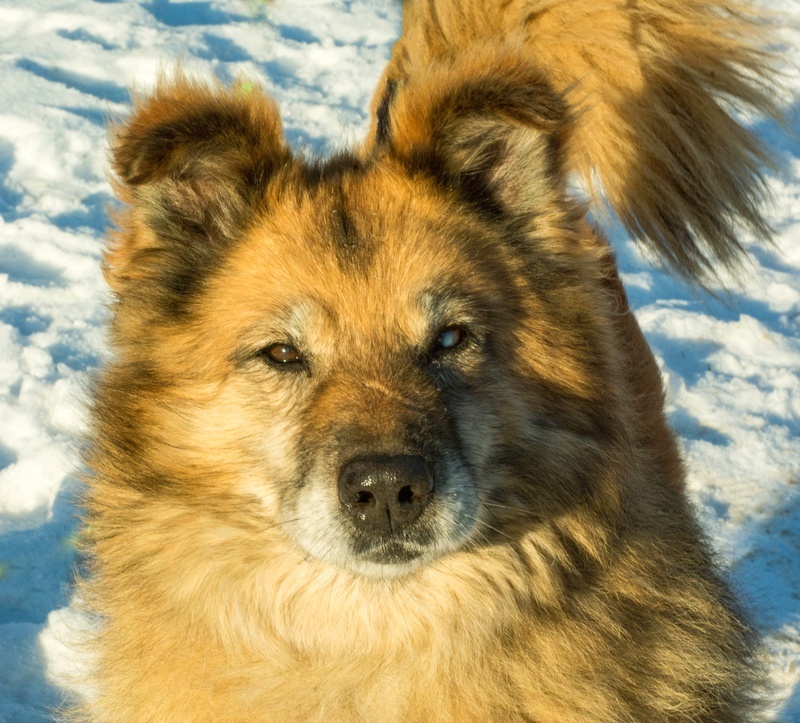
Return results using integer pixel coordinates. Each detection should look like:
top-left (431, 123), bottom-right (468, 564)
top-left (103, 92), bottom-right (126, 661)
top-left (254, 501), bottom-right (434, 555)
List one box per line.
top-left (479, 501), bottom-right (532, 515)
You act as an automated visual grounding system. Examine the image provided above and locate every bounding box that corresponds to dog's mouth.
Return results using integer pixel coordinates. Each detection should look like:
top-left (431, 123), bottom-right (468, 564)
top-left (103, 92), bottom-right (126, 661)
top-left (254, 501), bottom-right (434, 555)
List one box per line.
top-left (351, 535), bottom-right (431, 565)
top-left (338, 529), bottom-right (452, 579)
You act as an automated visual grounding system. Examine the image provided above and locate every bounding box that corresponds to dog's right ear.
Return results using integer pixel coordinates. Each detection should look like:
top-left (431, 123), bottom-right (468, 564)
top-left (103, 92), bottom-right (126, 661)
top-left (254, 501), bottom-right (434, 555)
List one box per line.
top-left (105, 75), bottom-right (290, 295)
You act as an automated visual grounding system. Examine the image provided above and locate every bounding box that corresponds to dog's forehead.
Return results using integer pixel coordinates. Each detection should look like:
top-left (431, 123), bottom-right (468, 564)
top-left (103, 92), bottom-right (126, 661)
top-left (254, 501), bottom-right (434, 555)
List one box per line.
top-left (214, 161), bottom-right (497, 328)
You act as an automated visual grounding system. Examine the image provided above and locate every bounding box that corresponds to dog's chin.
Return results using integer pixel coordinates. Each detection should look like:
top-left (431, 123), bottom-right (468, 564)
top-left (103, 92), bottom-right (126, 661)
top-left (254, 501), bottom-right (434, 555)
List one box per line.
top-left (286, 523), bottom-right (469, 580)
top-left (344, 552), bottom-right (433, 580)
top-left (345, 538), bottom-right (434, 578)
top-left (319, 538), bottom-right (446, 580)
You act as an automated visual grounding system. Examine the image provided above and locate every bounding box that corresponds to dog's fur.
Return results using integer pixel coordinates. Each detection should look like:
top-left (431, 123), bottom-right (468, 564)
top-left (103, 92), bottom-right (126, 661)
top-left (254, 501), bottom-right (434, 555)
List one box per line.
top-left (76, 1), bottom-right (779, 720)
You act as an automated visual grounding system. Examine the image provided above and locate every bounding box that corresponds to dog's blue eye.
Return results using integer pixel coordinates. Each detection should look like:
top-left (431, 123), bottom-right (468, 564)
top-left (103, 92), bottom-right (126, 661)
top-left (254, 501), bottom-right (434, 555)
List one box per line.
top-left (264, 343), bottom-right (302, 365)
top-left (434, 325), bottom-right (468, 352)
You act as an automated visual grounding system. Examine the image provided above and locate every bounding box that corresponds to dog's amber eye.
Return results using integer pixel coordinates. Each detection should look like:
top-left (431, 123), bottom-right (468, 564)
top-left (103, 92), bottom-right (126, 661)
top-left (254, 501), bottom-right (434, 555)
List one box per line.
top-left (264, 343), bottom-right (302, 365)
top-left (433, 325), bottom-right (468, 352)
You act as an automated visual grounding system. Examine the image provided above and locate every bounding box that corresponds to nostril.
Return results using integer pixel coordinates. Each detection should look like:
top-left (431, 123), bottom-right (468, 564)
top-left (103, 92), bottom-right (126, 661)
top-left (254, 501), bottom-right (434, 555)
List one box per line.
top-left (397, 485), bottom-right (414, 507)
top-left (355, 490), bottom-right (375, 505)
top-left (338, 455), bottom-right (434, 532)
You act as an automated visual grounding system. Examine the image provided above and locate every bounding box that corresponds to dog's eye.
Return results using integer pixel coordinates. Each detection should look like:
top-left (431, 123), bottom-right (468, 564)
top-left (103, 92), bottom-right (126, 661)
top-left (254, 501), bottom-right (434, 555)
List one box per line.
top-left (433, 325), bottom-right (469, 353)
top-left (263, 343), bottom-right (303, 365)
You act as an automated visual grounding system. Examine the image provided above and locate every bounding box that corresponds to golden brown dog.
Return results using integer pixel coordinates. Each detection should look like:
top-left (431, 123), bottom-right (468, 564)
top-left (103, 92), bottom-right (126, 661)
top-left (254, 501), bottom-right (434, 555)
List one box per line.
top-left (76, 1), bottom-right (779, 720)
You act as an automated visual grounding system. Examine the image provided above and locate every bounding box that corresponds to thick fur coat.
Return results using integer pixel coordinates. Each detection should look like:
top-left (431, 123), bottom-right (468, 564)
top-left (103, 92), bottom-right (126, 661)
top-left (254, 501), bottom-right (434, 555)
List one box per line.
top-left (75, 1), bottom-right (779, 720)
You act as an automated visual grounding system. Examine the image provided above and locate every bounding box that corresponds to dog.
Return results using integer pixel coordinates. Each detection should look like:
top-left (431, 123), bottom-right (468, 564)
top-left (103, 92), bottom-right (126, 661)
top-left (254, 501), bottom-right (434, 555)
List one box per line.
top-left (76, 0), bottom-right (779, 720)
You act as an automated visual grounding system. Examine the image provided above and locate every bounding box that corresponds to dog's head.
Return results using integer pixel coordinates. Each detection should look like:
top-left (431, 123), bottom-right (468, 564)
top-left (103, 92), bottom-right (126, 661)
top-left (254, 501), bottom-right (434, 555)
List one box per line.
top-left (100, 56), bottom-right (626, 579)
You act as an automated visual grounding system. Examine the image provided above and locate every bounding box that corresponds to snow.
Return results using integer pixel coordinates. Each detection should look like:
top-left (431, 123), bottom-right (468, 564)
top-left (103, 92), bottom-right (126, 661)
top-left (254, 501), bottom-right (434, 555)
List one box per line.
top-left (0, 0), bottom-right (797, 720)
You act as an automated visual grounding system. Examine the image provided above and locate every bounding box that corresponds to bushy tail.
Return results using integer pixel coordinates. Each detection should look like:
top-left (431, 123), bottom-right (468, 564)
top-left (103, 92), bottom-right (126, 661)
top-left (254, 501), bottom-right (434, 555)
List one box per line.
top-left (373, 0), bottom-right (781, 283)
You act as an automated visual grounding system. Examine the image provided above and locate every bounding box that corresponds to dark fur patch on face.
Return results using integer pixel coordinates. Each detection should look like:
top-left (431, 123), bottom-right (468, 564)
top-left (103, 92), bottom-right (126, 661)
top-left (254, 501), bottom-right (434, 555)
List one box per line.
top-left (375, 79), bottom-right (398, 147)
top-left (289, 154), bottom-right (377, 272)
top-left (328, 195), bottom-right (363, 269)
top-left (296, 153), bottom-right (365, 188)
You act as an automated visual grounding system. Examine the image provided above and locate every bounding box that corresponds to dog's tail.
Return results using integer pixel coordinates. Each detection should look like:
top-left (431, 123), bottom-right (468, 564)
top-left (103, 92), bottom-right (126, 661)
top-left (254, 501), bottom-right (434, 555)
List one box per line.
top-left (371, 0), bottom-right (781, 283)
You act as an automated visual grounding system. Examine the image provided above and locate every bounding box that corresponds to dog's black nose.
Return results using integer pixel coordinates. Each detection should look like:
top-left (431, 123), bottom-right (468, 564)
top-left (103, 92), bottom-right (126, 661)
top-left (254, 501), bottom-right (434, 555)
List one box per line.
top-left (338, 455), bottom-right (434, 533)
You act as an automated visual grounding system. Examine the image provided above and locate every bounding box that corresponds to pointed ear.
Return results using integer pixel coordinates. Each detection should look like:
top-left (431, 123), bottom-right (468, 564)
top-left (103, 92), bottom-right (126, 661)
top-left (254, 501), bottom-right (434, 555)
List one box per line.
top-left (368, 50), bottom-right (571, 219)
top-left (105, 74), bottom-right (290, 298)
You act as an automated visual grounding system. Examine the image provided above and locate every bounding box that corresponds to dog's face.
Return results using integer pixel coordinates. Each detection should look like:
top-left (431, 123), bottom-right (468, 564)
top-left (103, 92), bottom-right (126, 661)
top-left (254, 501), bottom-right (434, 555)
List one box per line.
top-left (198, 166), bottom-right (524, 577)
top-left (103, 64), bottom-right (625, 579)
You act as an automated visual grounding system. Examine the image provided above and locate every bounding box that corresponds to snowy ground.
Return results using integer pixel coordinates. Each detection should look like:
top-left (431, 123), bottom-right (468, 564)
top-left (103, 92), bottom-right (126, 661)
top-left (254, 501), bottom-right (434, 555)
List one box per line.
top-left (0, 0), bottom-right (797, 720)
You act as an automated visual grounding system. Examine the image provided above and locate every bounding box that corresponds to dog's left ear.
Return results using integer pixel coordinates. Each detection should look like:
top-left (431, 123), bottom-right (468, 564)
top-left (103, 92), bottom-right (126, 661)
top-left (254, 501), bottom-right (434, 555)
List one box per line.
top-left (105, 74), bottom-right (290, 293)
top-left (368, 51), bottom-right (570, 219)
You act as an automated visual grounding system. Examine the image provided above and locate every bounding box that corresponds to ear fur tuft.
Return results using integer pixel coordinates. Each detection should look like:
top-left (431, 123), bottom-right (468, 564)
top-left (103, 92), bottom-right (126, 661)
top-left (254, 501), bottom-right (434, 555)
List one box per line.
top-left (378, 49), bottom-right (572, 220)
top-left (112, 73), bottom-right (288, 192)
top-left (105, 73), bottom-right (290, 298)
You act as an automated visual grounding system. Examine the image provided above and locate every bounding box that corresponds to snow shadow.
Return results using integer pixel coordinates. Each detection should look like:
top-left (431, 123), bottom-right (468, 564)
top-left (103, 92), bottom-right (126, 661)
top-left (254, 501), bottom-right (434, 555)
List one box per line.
top-left (197, 33), bottom-right (252, 63)
top-left (0, 141), bottom-right (23, 220)
top-left (0, 442), bottom-right (15, 473)
top-left (778, 685), bottom-right (800, 723)
top-left (49, 336), bottom-right (100, 372)
top-left (0, 489), bottom-right (79, 625)
top-left (279, 24), bottom-right (320, 45)
top-left (16, 59), bottom-right (129, 105)
top-left (56, 28), bottom-right (117, 52)
top-left (644, 333), bottom-right (734, 445)
top-left (750, 98), bottom-right (800, 164)
top-left (0, 245), bottom-right (64, 288)
top-left (57, 106), bottom-right (108, 128)
top-left (0, 306), bottom-right (52, 337)
top-left (734, 486), bottom-right (800, 624)
top-left (143, 0), bottom-right (247, 27)
top-left (668, 410), bottom-right (731, 449)
top-left (52, 191), bottom-right (113, 233)
top-left (0, 622), bottom-right (63, 723)
top-left (0, 487), bottom-right (79, 721)
top-left (646, 334), bottom-right (724, 388)
top-left (731, 485), bottom-right (800, 720)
